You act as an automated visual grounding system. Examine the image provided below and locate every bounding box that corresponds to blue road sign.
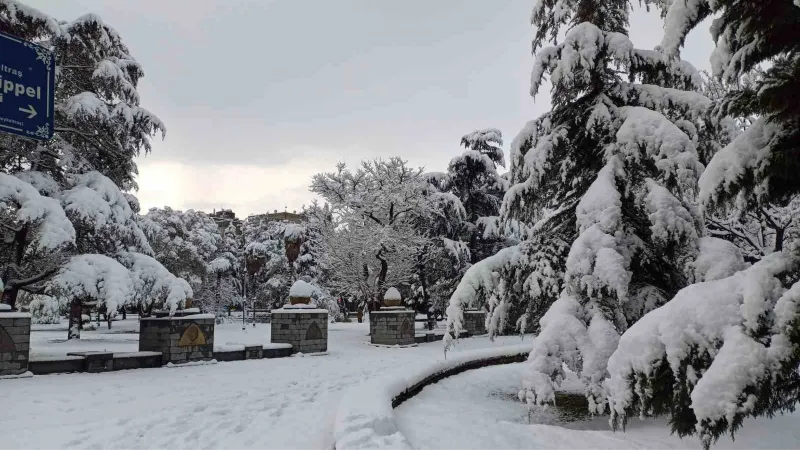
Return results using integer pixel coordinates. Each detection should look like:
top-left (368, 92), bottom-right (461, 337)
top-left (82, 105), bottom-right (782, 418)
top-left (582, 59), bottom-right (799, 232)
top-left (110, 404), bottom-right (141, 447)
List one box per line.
top-left (0, 31), bottom-right (55, 141)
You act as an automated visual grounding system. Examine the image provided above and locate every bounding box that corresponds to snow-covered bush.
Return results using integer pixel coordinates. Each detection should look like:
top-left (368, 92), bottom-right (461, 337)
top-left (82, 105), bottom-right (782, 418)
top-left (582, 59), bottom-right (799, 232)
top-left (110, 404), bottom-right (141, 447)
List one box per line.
top-left (28, 295), bottom-right (63, 324)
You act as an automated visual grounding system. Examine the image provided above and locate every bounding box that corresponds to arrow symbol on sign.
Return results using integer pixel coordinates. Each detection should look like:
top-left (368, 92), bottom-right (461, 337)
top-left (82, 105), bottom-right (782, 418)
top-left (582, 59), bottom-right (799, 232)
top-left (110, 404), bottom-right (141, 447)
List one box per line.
top-left (18, 105), bottom-right (36, 119)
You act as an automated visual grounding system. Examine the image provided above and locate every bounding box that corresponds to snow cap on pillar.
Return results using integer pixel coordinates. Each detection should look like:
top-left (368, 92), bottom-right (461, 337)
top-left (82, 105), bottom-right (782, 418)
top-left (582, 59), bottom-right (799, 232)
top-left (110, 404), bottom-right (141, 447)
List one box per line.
top-left (383, 287), bottom-right (402, 307)
top-left (289, 280), bottom-right (314, 305)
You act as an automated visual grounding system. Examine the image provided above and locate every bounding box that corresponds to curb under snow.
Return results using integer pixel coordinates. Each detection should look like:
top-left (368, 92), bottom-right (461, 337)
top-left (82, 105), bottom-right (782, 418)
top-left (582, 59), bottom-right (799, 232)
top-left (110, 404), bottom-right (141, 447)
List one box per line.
top-left (332, 343), bottom-right (533, 449)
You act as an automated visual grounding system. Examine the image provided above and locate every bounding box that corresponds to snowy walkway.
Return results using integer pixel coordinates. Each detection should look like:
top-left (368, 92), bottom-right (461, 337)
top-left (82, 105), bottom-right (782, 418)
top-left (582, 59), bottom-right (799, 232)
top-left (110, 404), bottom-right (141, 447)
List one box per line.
top-left (0, 322), bottom-right (529, 449)
top-left (395, 363), bottom-right (800, 450)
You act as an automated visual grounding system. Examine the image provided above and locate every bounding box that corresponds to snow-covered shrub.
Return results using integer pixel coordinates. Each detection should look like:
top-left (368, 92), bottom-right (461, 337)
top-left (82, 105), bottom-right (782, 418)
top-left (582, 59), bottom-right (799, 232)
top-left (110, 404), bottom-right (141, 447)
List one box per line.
top-left (28, 295), bottom-right (63, 324)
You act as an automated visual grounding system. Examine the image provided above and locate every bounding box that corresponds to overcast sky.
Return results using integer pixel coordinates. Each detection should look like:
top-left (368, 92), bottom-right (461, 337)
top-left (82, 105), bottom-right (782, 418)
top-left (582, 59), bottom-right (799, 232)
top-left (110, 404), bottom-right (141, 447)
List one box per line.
top-left (28, 0), bottom-right (715, 217)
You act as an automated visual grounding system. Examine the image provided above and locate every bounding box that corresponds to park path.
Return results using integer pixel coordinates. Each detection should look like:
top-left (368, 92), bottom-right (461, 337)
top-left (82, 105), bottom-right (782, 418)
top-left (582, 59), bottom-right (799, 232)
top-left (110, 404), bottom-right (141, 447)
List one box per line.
top-left (0, 322), bottom-right (525, 449)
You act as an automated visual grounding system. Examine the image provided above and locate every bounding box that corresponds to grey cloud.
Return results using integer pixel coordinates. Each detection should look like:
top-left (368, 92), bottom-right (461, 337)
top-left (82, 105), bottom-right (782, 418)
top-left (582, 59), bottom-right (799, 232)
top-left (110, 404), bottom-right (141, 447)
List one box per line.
top-left (29, 0), bottom-right (717, 213)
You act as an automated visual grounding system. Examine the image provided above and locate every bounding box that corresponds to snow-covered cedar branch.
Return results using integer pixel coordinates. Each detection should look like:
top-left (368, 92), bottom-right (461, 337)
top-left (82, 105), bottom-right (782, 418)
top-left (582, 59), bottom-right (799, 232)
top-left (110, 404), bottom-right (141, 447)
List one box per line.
top-left (607, 248), bottom-right (800, 449)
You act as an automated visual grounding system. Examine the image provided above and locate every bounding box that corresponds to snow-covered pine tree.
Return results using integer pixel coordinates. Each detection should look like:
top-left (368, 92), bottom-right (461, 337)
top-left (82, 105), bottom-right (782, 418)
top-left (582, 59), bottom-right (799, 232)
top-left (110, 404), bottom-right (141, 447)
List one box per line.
top-left (449, 128), bottom-right (509, 262)
top-left (605, 1), bottom-right (800, 448)
top-left (410, 171), bottom-right (469, 326)
top-left (0, 1), bottom-right (190, 328)
top-left (0, 1), bottom-right (164, 190)
top-left (695, 70), bottom-right (799, 263)
top-left (479, 0), bottom-right (708, 413)
top-left (647, 0), bottom-right (800, 208)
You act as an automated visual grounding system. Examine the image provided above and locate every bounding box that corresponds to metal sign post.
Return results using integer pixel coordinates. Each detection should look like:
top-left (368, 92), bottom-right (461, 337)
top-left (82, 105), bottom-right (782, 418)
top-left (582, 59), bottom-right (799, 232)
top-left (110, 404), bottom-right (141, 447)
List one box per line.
top-left (0, 31), bottom-right (55, 141)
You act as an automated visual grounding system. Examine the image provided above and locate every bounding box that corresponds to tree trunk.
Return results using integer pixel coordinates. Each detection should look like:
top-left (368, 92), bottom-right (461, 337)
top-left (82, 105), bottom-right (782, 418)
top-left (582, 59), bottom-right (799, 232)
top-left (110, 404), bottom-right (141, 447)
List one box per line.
top-left (122, 308), bottom-right (127, 320)
top-left (214, 272), bottom-right (222, 321)
top-left (416, 248), bottom-right (434, 330)
top-left (775, 227), bottom-right (786, 253)
top-left (469, 232), bottom-right (479, 264)
top-left (2, 287), bottom-right (19, 311)
top-left (68, 298), bottom-right (82, 340)
top-left (375, 246), bottom-right (388, 309)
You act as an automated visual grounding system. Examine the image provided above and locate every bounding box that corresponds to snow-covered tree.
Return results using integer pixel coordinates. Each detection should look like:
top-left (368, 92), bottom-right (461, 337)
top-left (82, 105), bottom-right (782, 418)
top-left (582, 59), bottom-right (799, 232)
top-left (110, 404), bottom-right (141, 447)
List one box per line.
top-left (0, 173), bottom-right (75, 309)
top-left (115, 251), bottom-right (192, 315)
top-left (312, 158), bottom-right (434, 310)
top-left (241, 215), bottom-right (293, 309)
top-left (445, 0), bottom-right (710, 414)
top-left (604, 1), bottom-right (800, 447)
top-left (647, 0), bottom-right (800, 210)
top-left (449, 128), bottom-right (509, 262)
top-left (61, 171), bottom-right (152, 255)
top-left (0, 1), bottom-right (165, 190)
top-left (48, 254), bottom-right (133, 339)
top-left (515, 0), bottom-right (707, 413)
top-left (0, 2), bottom-right (193, 331)
top-left (142, 207), bottom-right (221, 288)
top-left (195, 224), bottom-right (242, 322)
top-left (317, 217), bottom-right (422, 312)
top-left (608, 249), bottom-right (799, 449)
top-left (696, 70), bottom-right (799, 263)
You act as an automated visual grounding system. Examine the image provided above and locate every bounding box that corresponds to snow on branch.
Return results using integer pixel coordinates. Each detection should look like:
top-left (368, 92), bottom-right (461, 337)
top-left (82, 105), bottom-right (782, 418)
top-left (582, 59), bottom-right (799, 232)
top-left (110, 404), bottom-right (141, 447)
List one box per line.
top-left (444, 245), bottom-right (522, 350)
top-left (0, 0), bottom-right (62, 38)
top-left (207, 256), bottom-right (233, 275)
top-left (698, 117), bottom-right (783, 209)
top-left (61, 171), bottom-right (152, 254)
top-left (690, 236), bottom-right (746, 283)
top-left (116, 251), bottom-right (192, 313)
top-left (47, 254), bottom-right (134, 314)
top-left (614, 106), bottom-right (703, 196)
top-left (0, 173), bottom-right (75, 251)
top-left (607, 249), bottom-right (800, 448)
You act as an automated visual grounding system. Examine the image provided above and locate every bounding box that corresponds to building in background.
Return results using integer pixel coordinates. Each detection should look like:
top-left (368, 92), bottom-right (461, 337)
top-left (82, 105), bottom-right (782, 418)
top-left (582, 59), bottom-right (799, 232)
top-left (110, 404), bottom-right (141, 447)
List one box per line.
top-left (210, 208), bottom-right (243, 235)
top-left (251, 208), bottom-right (306, 224)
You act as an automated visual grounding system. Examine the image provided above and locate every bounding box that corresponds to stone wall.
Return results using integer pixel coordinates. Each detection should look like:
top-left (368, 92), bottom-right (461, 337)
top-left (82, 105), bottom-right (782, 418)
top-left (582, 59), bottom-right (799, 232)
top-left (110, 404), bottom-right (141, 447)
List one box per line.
top-left (463, 310), bottom-right (487, 335)
top-left (0, 312), bottom-right (30, 376)
top-left (139, 314), bottom-right (215, 365)
top-left (271, 308), bottom-right (328, 354)
top-left (370, 308), bottom-right (415, 346)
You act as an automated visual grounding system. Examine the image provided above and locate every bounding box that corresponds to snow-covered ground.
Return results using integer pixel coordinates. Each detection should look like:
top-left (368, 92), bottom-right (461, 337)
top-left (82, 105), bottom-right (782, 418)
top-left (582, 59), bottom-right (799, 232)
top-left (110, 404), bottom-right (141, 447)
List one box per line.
top-left (2, 321), bottom-right (530, 449)
top-left (29, 316), bottom-right (449, 358)
top-left (395, 363), bottom-right (800, 450)
top-left (5, 320), bottom-right (797, 449)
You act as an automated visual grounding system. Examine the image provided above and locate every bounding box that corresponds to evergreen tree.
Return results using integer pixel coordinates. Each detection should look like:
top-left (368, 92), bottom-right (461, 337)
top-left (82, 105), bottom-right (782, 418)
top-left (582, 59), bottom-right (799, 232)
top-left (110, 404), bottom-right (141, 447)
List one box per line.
top-left (606, 1), bottom-right (800, 448)
top-left (0, 1), bottom-right (187, 329)
top-left (446, 0), bottom-right (709, 413)
top-left (645, 0), bottom-right (800, 207)
top-left (449, 128), bottom-right (509, 262)
top-left (0, 2), bottom-right (165, 190)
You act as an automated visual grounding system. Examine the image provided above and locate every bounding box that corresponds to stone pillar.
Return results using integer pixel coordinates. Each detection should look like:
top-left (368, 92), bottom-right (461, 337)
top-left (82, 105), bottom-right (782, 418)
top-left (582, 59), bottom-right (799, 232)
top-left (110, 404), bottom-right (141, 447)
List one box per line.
top-left (270, 306), bottom-right (328, 354)
top-left (463, 310), bottom-right (487, 335)
top-left (369, 307), bottom-right (415, 346)
top-left (0, 310), bottom-right (31, 376)
top-left (139, 313), bottom-right (215, 365)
